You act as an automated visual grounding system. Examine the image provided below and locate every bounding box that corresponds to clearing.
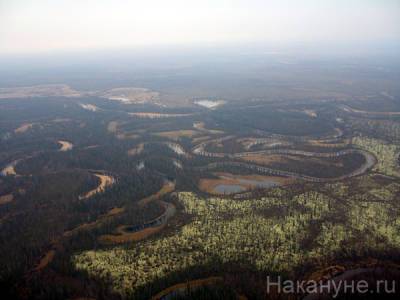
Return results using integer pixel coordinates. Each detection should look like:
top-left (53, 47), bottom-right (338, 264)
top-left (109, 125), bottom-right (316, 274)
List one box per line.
top-left (0, 84), bottom-right (81, 99)
top-left (127, 143), bottom-right (145, 156)
top-left (0, 194), bottom-right (13, 205)
top-left (79, 103), bottom-right (99, 112)
top-left (100, 87), bottom-right (159, 104)
top-left (1, 160), bottom-right (19, 176)
top-left (193, 122), bottom-right (224, 134)
top-left (194, 100), bottom-right (225, 109)
top-left (129, 112), bottom-right (193, 118)
top-left (79, 173), bottom-right (115, 200)
top-left (14, 123), bottom-right (33, 134)
top-left (58, 140), bottom-right (73, 152)
top-left (154, 130), bottom-right (199, 141)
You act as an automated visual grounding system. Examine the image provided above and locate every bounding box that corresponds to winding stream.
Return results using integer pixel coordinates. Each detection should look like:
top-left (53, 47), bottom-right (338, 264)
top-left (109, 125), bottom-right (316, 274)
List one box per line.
top-left (192, 133), bottom-right (376, 182)
top-left (194, 149), bottom-right (376, 183)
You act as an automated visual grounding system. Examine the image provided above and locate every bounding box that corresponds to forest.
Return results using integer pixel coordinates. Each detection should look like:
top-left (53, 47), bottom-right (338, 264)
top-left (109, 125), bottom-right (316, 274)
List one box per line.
top-left (0, 91), bottom-right (400, 300)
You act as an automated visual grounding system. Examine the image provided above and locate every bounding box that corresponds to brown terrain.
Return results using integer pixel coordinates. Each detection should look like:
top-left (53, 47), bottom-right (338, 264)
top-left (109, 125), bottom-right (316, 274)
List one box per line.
top-left (0, 194), bottom-right (14, 205)
top-left (79, 174), bottom-right (115, 200)
top-left (153, 130), bottom-right (199, 141)
top-left (14, 123), bottom-right (33, 134)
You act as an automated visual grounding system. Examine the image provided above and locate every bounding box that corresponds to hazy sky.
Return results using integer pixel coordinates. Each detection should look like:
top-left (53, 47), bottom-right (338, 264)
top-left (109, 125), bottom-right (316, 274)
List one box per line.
top-left (0, 0), bottom-right (399, 54)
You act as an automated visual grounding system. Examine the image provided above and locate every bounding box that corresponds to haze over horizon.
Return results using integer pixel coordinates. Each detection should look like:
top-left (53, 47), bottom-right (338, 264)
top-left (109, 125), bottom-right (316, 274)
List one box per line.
top-left (1, 0), bottom-right (399, 56)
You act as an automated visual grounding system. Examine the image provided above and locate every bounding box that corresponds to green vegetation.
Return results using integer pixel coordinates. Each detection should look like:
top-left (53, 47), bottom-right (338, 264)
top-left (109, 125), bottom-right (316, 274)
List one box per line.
top-left (350, 119), bottom-right (400, 142)
top-left (1, 92), bottom-right (400, 299)
top-left (353, 136), bottom-right (400, 177)
top-left (73, 180), bottom-right (400, 297)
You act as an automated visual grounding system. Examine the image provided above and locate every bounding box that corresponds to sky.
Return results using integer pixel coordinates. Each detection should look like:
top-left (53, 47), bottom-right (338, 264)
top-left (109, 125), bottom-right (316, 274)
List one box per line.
top-left (0, 0), bottom-right (399, 55)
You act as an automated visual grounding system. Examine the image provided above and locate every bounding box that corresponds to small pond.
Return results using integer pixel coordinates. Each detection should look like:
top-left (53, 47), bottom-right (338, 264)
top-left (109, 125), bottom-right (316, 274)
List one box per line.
top-left (214, 184), bottom-right (245, 194)
top-left (213, 178), bottom-right (280, 194)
